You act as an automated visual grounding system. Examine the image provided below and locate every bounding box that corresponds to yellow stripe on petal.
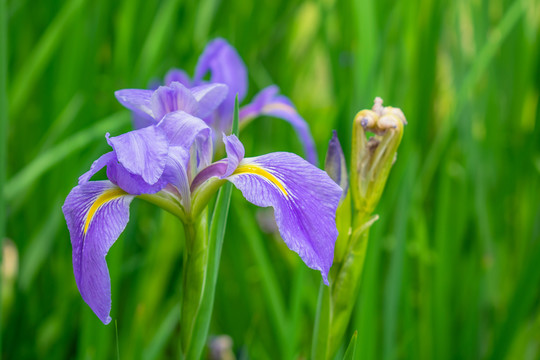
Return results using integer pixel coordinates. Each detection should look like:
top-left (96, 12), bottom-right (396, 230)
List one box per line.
top-left (233, 164), bottom-right (288, 197)
top-left (84, 188), bottom-right (127, 235)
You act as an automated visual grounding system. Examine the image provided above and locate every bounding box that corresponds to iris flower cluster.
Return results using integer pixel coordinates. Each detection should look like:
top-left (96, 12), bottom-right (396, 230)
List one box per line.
top-left (62, 39), bottom-right (342, 326)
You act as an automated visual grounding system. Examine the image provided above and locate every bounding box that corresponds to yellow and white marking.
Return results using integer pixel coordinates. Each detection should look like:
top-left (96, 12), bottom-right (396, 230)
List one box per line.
top-left (233, 164), bottom-right (289, 197)
top-left (84, 188), bottom-right (127, 235)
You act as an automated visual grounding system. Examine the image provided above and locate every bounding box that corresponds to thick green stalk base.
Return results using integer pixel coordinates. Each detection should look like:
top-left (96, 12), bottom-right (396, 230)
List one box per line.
top-left (180, 211), bottom-right (209, 357)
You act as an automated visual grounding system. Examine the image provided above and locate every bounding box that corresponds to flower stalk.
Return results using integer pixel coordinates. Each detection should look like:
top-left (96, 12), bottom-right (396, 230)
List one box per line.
top-left (181, 210), bottom-right (209, 356)
top-left (313, 97), bottom-right (406, 359)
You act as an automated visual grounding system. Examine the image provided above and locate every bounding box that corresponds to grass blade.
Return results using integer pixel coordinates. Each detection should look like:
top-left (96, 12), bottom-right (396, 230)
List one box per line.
top-left (135, 0), bottom-right (182, 81)
top-left (0, 0), bottom-right (8, 354)
top-left (342, 331), bottom-right (357, 360)
top-left (4, 111), bottom-right (129, 202)
top-left (9, 0), bottom-right (85, 116)
top-left (143, 303), bottom-right (181, 360)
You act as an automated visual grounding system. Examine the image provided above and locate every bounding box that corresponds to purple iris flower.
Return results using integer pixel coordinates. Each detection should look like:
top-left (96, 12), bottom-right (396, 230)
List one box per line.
top-left (62, 87), bottom-right (342, 324)
top-left (119, 38), bottom-right (318, 165)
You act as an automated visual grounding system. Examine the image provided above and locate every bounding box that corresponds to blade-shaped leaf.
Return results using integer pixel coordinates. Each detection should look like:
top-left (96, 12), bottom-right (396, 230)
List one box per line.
top-left (342, 331), bottom-right (357, 360)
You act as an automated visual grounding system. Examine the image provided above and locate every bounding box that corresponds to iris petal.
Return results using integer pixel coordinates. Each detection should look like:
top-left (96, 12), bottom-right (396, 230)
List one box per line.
top-left (194, 38), bottom-right (248, 131)
top-left (239, 85), bottom-right (318, 165)
top-left (114, 89), bottom-right (154, 116)
top-left (115, 89), bottom-right (156, 129)
top-left (78, 151), bottom-right (116, 185)
top-left (161, 146), bottom-right (191, 209)
top-left (190, 83), bottom-right (229, 119)
top-left (225, 152), bottom-right (342, 283)
top-left (62, 181), bottom-right (134, 324)
top-left (150, 82), bottom-right (199, 121)
top-left (221, 134), bottom-right (245, 177)
top-left (106, 126), bottom-right (169, 185)
top-left (164, 68), bottom-right (191, 87)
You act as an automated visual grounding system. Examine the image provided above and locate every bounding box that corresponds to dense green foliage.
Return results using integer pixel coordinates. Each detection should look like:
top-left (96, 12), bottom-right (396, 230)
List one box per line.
top-left (2, 0), bottom-right (540, 358)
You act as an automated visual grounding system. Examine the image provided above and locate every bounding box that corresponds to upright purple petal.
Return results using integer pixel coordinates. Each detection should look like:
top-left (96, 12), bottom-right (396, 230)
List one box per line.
top-left (239, 85), bottom-right (318, 165)
top-left (164, 68), bottom-right (192, 87)
top-left (62, 181), bottom-right (135, 324)
top-left (106, 126), bottom-right (169, 185)
top-left (194, 38), bottom-right (248, 131)
top-left (190, 83), bottom-right (228, 119)
top-left (193, 132), bottom-right (214, 173)
top-left (150, 82), bottom-right (199, 121)
top-left (161, 146), bottom-right (191, 209)
top-left (157, 111), bottom-right (212, 152)
top-left (221, 134), bottom-right (245, 177)
top-left (157, 111), bottom-right (214, 178)
top-left (115, 89), bottom-right (157, 129)
top-left (325, 131), bottom-right (348, 197)
top-left (226, 152), bottom-right (342, 283)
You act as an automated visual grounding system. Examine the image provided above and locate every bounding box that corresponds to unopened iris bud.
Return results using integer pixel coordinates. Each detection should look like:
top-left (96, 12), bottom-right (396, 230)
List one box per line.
top-left (351, 97), bottom-right (406, 219)
top-left (325, 130), bottom-right (349, 198)
top-left (313, 97), bottom-right (407, 359)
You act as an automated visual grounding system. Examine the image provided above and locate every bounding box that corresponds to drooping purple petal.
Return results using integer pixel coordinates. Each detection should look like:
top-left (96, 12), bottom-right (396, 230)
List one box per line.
top-left (194, 38), bottom-right (248, 131)
top-left (106, 160), bottom-right (168, 195)
top-left (190, 83), bottom-right (228, 119)
top-left (150, 82), bottom-right (199, 121)
top-left (164, 68), bottom-right (192, 87)
top-left (238, 85), bottom-right (279, 121)
top-left (225, 152), bottom-right (342, 283)
top-left (62, 180), bottom-right (135, 324)
top-left (106, 127), bottom-right (169, 185)
top-left (221, 134), bottom-right (245, 177)
top-left (325, 131), bottom-right (348, 197)
top-left (76, 141), bottom-right (167, 195)
top-left (239, 85), bottom-right (318, 165)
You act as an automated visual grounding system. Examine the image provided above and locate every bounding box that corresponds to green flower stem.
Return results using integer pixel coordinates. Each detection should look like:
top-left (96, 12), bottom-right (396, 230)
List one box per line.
top-left (180, 210), bottom-right (209, 357)
top-left (185, 183), bottom-right (233, 360)
top-left (328, 216), bottom-right (376, 357)
top-left (191, 177), bottom-right (226, 218)
top-left (312, 214), bottom-right (376, 360)
top-left (137, 192), bottom-right (187, 223)
top-left (181, 97), bottom-right (239, 359)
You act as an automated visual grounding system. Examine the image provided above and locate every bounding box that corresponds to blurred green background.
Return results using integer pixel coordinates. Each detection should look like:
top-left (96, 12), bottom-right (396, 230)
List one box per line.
top-left (2, 0), bottom-right (540, 358)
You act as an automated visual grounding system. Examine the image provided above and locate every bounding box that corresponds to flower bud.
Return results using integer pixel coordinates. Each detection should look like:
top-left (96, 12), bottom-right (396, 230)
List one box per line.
top-left (324, 130), bottom-right (348, 198)
top-left (350, 97), bottom-right (405, 218)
